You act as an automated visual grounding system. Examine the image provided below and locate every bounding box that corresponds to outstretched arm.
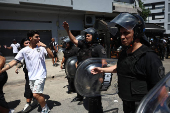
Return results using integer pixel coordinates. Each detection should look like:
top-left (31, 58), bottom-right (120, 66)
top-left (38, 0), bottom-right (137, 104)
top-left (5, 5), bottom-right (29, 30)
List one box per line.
top-left (4, 45), bottom-right (12, 49)
top-left (91, 65), bottom-right (117, 75)
top-left (0, 60), bottom-right (18, 74)
top-left (62, 21), bottom-right (78, 46)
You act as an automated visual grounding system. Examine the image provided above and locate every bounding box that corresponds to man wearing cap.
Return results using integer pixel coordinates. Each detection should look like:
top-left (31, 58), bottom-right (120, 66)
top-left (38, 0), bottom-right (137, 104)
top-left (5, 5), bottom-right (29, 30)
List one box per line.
top-left (4, 39), bottom-right (20, 57)
top-left (91, 13), bottom-right (165, 113)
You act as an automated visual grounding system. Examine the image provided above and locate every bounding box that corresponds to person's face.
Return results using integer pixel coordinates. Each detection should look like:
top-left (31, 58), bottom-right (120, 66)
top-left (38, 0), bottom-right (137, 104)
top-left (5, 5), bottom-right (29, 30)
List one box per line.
top-left (30, 34), bottom-right (40, 44)
top-left (120, 27), bottom-right (134, 46)
top-left (24, 40), bottom-right (30, 47)
top-left (86, 34), bottom-right (93, 42)
top-left (13, 41), bottom-right (17, 44)
top-left (66, 42), bottom-right (70, 48)
top-left (52, 38), bottom-right (55, 42)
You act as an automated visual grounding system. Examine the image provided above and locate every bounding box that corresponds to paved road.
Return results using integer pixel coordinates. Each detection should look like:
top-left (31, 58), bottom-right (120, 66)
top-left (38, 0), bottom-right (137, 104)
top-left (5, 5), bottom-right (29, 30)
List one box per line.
top-left (3, 57), bottom-right (170, 113)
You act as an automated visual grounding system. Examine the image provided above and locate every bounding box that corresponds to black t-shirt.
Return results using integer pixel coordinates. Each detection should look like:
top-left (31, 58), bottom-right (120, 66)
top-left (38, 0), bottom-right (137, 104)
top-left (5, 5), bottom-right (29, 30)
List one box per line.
top-left (49, 42), bottom-right (58, 50)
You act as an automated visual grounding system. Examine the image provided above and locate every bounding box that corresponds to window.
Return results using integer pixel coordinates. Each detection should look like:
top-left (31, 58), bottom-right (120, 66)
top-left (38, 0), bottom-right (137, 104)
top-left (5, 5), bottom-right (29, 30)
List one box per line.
top-left (168, 24), bottom-right (170, 30)
top-left (168, 14), bottom-right (170, 22)
top-left (169, 3), bottom-right (170, 12)
top-left (155, 4), bottom-right (165, 9)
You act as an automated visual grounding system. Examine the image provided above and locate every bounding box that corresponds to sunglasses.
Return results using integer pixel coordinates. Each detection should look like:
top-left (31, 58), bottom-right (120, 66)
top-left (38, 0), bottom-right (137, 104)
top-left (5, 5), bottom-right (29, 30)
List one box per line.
top-left (25, 42), bottom-right (30, 44)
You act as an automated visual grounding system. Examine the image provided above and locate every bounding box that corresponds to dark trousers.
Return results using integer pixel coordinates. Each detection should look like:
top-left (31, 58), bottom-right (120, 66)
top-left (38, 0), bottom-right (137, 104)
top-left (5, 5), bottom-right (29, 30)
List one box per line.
top-left (88, 96), bottom-right (103, 113)
top-left (13, 53), bottom-right (17, 57)
top-left (77, 93), bottom-right (83, 100)
top-left (24, 72), bottom-right (33, 99)
top-left (68, 78), bottom-right (75, 92)
top-left (0, 72), bottom-right (9, 109)
top-left (123, 100), bottom-right (139, 113)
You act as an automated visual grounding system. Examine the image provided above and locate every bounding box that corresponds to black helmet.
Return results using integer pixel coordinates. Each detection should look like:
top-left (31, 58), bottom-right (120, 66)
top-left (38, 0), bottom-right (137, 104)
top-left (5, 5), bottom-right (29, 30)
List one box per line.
top-left (109, 13), bottom-right (150, 46)
top-left (81, 27), bottom-right (99, 43)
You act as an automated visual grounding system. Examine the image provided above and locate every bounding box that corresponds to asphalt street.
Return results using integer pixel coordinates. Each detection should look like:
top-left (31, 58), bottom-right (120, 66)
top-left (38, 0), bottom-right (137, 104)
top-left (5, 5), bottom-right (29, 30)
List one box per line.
top-left (3, 57), bottom-right (170, 113)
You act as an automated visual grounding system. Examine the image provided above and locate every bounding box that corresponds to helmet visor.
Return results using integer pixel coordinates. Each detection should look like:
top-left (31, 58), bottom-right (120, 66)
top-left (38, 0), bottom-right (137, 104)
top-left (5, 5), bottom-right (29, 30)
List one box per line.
top-left (75, 35), bottom-right (85, 41)
top-left (109, 13), bottom-right (138, 30)
top-left (63, 36), bottom-right (70, 43)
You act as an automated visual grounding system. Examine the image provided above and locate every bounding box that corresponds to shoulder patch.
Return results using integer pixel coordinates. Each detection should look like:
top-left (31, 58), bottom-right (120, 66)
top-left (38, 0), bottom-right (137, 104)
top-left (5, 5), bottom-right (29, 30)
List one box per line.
top-left (101, 48), bottom-right (106, 54)
top-left (158, 66), bottom-right (165, 78)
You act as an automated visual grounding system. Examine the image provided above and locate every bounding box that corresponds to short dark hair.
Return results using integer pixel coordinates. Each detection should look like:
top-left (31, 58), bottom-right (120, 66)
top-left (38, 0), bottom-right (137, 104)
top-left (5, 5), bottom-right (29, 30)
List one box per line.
top-left (27, 30), bottom-right (39, 39)
top-left (20, 38), bottom-right (29, 48)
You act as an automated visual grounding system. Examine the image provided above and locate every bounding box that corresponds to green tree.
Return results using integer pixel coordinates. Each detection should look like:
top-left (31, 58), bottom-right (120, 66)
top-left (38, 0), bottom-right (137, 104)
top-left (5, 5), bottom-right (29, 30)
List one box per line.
top-left (138, 0), bottom-right (150, 21)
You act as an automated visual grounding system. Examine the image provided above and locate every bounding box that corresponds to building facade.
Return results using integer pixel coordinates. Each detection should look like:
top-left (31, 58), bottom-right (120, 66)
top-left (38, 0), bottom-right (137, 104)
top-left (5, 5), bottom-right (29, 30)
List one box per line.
top-left (142, 0), bottom-right (170, 35)
top-left (0, 0), bottom-right (140, 56)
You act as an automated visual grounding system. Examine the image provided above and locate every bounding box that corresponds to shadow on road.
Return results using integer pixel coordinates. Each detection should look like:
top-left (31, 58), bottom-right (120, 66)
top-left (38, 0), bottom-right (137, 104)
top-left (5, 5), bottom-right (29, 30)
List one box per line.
top-left (16, 94), bottom-right (61, 113)
top-left (8, 99), bottom-right (21, 109)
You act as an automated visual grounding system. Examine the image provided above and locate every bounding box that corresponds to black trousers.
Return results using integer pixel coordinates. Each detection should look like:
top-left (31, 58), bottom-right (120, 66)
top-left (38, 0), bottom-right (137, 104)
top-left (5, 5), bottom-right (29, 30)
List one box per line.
top-left (88, 96), bottom-right (103, 113)
top-left (122, 100), bottom-right (139, 113)
top-left (0, 72), bottom-right (9, 109)
top-left (24, 71), bottom-right (33, 99)
top-left (68, 78), bottom-right (75, 92)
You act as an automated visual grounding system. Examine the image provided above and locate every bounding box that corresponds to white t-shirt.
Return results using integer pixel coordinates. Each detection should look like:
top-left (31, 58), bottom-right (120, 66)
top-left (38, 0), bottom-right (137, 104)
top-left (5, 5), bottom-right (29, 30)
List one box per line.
top-left (15, 46), bottom-right (47, 80)
top-left (10, 43), bottom-right (20, 53)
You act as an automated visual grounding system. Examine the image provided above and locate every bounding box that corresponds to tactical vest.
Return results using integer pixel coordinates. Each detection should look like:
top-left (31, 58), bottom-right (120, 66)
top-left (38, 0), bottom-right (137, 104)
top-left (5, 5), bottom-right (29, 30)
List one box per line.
top-left (77, 44), bottom-right (97, 65)
top-left (64, 46), bottom-right (78, 65)
top-left (117, 45), bottom-right (154, 101)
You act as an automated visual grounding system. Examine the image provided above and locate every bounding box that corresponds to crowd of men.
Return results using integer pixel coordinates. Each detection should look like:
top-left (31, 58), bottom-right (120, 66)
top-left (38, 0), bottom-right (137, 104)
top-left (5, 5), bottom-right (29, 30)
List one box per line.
top-left (0, 13), bottom-right (166, 113)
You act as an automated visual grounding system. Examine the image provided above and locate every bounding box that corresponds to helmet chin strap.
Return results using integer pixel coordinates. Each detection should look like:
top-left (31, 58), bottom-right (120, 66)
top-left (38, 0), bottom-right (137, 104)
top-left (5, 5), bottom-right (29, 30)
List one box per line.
top-left (122, 37), bottom-right (135, 50)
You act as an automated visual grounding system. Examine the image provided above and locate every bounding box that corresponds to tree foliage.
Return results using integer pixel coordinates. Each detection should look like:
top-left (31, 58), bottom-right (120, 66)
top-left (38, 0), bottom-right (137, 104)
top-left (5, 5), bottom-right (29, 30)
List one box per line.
top-left (138, 0), bottom-right (150, 21)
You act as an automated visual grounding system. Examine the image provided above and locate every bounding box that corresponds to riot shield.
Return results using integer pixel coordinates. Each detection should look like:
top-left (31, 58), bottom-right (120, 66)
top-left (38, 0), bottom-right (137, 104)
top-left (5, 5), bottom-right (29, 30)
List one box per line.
top-left (65, 56), bottom-right (78, 78)
top-left (136, 72), bottom-right (170, 113)
top-left (74, 58), bottom-right (118, 97)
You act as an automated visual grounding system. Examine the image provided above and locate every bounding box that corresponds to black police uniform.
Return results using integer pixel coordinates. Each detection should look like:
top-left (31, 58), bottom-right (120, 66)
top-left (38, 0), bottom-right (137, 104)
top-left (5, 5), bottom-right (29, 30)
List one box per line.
top-left (117, 45), bottom-right (165, 113)
top-left (77, 40), bottom-right (107, 113)
top-left (166, 39), bottom-right (170, 59)
top-left (0, 71), bottom-right (9, 109)
top-left (63, 45), bottom-right (79, 92)
top-left (158, 40), bottom-right (165, 60)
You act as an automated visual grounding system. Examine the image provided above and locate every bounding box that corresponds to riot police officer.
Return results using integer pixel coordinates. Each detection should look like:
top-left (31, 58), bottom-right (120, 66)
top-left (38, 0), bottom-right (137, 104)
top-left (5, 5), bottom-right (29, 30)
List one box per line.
top-left (91, 13), bottom-right (165, 113)
top-left (166, 38), bottom-right (170, 59)
top-left (63, 22), bottom-right (106, 113)
top-left (60, 38), bottom-right (79, 94)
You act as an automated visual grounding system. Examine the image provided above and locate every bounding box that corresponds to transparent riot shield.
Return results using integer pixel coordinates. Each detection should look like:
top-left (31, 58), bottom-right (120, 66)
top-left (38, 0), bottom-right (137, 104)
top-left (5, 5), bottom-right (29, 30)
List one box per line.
top-left (65, 56), bottom-right (78, 78)
top-left (74, 58), bottom-right (118, 97)
top-left (136, 72), bottom-right (170, 113)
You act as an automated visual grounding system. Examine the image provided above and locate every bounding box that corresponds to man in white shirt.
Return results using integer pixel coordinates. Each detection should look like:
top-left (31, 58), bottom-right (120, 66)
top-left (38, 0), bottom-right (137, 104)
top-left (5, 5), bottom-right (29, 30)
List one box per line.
top-left (0, 31), bottom-right (54, 113)
top-left (4, 39), bottom-right (20, 57)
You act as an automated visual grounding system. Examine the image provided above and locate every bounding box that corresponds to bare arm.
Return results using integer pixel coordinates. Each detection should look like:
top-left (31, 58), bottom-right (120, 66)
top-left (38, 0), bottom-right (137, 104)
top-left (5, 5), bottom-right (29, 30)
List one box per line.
top-left (62, 21), bottom-right (78, 46)
top-left (0, 60), bottom-right (18, 73)
top-left (4, 45), bottom-right (12, 49)
top-left (46, 48), bottom-right (54, 58)
top-left (91, 65), bottom-right (117, 75)
top-left (60, 57), bottom-right (65, 69)
top-left (38, 41), bottom-right (54, 58)
top-left (54, 45), bottom-right (58, 52)
top-left (0, 56), bottom-right (6, 69)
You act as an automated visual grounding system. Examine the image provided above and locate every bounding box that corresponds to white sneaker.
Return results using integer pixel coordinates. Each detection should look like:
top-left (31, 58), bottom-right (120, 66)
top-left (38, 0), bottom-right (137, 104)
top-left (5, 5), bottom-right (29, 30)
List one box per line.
top-left (22, 103), bottom-right (32, 112)
top-left (9, 109), bottom-right (14, 113)
top-left (41, 106), bottom-right (50, 113)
